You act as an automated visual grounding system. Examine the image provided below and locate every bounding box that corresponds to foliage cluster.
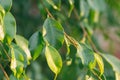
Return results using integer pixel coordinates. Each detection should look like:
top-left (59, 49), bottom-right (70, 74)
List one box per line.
top-left (0, 0), bottom-right (120, 80)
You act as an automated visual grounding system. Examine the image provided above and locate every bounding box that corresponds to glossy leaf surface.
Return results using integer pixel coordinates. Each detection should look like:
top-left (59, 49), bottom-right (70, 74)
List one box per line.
top-left (29, 31), bottom-right (44, 60)
top-left (43, 18), bottom-right (64, 49)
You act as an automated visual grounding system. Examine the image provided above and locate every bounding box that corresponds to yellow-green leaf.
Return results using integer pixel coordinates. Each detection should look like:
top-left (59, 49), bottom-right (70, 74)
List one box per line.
top-left (94, 53), bottom-right (104, 75)
top-left (46, 0), bottom-right (61, 10)
top-left (15, 35), bottom-right (31, 63)
top-left (0, 5), bottom-right (5, 41)
top-left (68, 0), bottom-right (74, 17)
top-left (45, 45), bottom-right (62, 75)
top-left (10, 47), bottom-right (17, 76)
top-left (10, 43), bottom-right (27, 78)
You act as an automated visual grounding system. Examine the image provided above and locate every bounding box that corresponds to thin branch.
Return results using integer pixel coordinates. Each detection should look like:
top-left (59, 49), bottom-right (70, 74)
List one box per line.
top-left (91, 70), bottom-right (102, 80)
top-left (0, 64), bottom-right (9, 80)
top-left (80, 24), bottom-right (99, 53)
top-left (40, 0), bottom-right (54, 19)
top-left (73, 8), bottom-right (80, 20)
top-left (64, 32), bottom-right (79, 48)
top-left (0, 41), bottom-right (10, 61)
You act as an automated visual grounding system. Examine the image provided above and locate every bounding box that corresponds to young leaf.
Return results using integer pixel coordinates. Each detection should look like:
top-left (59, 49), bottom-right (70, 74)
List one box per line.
top-left (43, 18), bottom-right (64, 49)
top-left (10, 47), bottom-right (17, 76)
top-left (0, 6), bottom-right (5, 41)
top-left (0, 23), bottom-right (4, 41)
top-left (0, 0), bottom-right (12, 12)
top-left (45, 45), bottom-right (62, 76)
top-left (10, 43), bottom-right (27, 78)
top-left (29, 31), bottom-right (45, 60)
top-left (15, 35), bottom-right (31, 62)
top-left (101, 53), bottom-right (120, 74)
top-left (115, 72), bottom-right (120, 80)
top-left (3, 12), bottom-right (16, 44)
top-left (77, 43), bottom-right (95, 69)
top-left (94, 53), bottom-right (104, 75)
top-left (64, 36), bottom-right (70, 55)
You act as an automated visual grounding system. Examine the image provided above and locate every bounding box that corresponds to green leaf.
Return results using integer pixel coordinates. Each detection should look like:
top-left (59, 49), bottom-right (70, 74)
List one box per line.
top-left (15, 35), bottom-right (32, 62)
top-left (29, 31), bottom-right (45, 60)
top-left (77, 43), bottom-right (95, 69)
top-left (3, 12), bottom-right (16, 44)
top-left (10, 74), bottom-right (17, 80)
top-left (80, 0), bottom-right (90, 17)
top-left (43, 18), bottom-right (64, 49)
top-left (68, 0), bottom-right (74, 17)
top-left (0, 21), bottom-right (4, 41)
top-left (64, 36), bottom-right (70, 55)
top-left (94, 53), bottom-right (104, 75)
top-left (87, 0), bottom-right (106, 12)
top-left (45, 45), bottom-right (62, 75)
top-left (115, 72), bottom-right (120, 80)
top-left (46, 0), bottom-right (61, 10)
top-left (10, 43), bottom-right (27, 78)
top-left (0, 5), bottom-right (5, 41)
top-left (101, 54), bottom-right (120, 74)
top-left (0, 0), bottom-right (12, 12)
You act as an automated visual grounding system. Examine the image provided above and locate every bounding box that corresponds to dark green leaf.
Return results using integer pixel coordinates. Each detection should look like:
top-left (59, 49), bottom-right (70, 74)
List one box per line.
top-left (43, 18), bottom-right (64, 49)
top-left (77, 43), bottom-right (95, 69)
top-left (103, 59), bottom-right (115, 80)
top-left (29, 31), bottom-right (44, 60)
top-left (0, 0), bottom-right (12, 12)
top-left (60, 63), bottom-right (79, 80)
top-left (45, 45), bottom-right (62, 75)
top-left (101, 54), bottom-right (120, 74)
top-left (3, 12), bottom-right (16, 44)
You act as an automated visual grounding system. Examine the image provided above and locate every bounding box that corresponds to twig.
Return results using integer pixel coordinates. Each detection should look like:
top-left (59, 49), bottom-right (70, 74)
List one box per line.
top-left (73, 8), bottom-right (80, 20)
top-left (40, 0), bottom-right (54, 19)
top-left (0, 64), bottom-right (9, 80)
top-left (0, 41), bottom-right (10, 61)
top-left (80, 24), bottom-right (99, 53)
top-left (45, 8), bottom-right (54, 19)
top-left (64, 32), bottom-right (79, 48)
top-left (91, 70), bottom-right (102, 80)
